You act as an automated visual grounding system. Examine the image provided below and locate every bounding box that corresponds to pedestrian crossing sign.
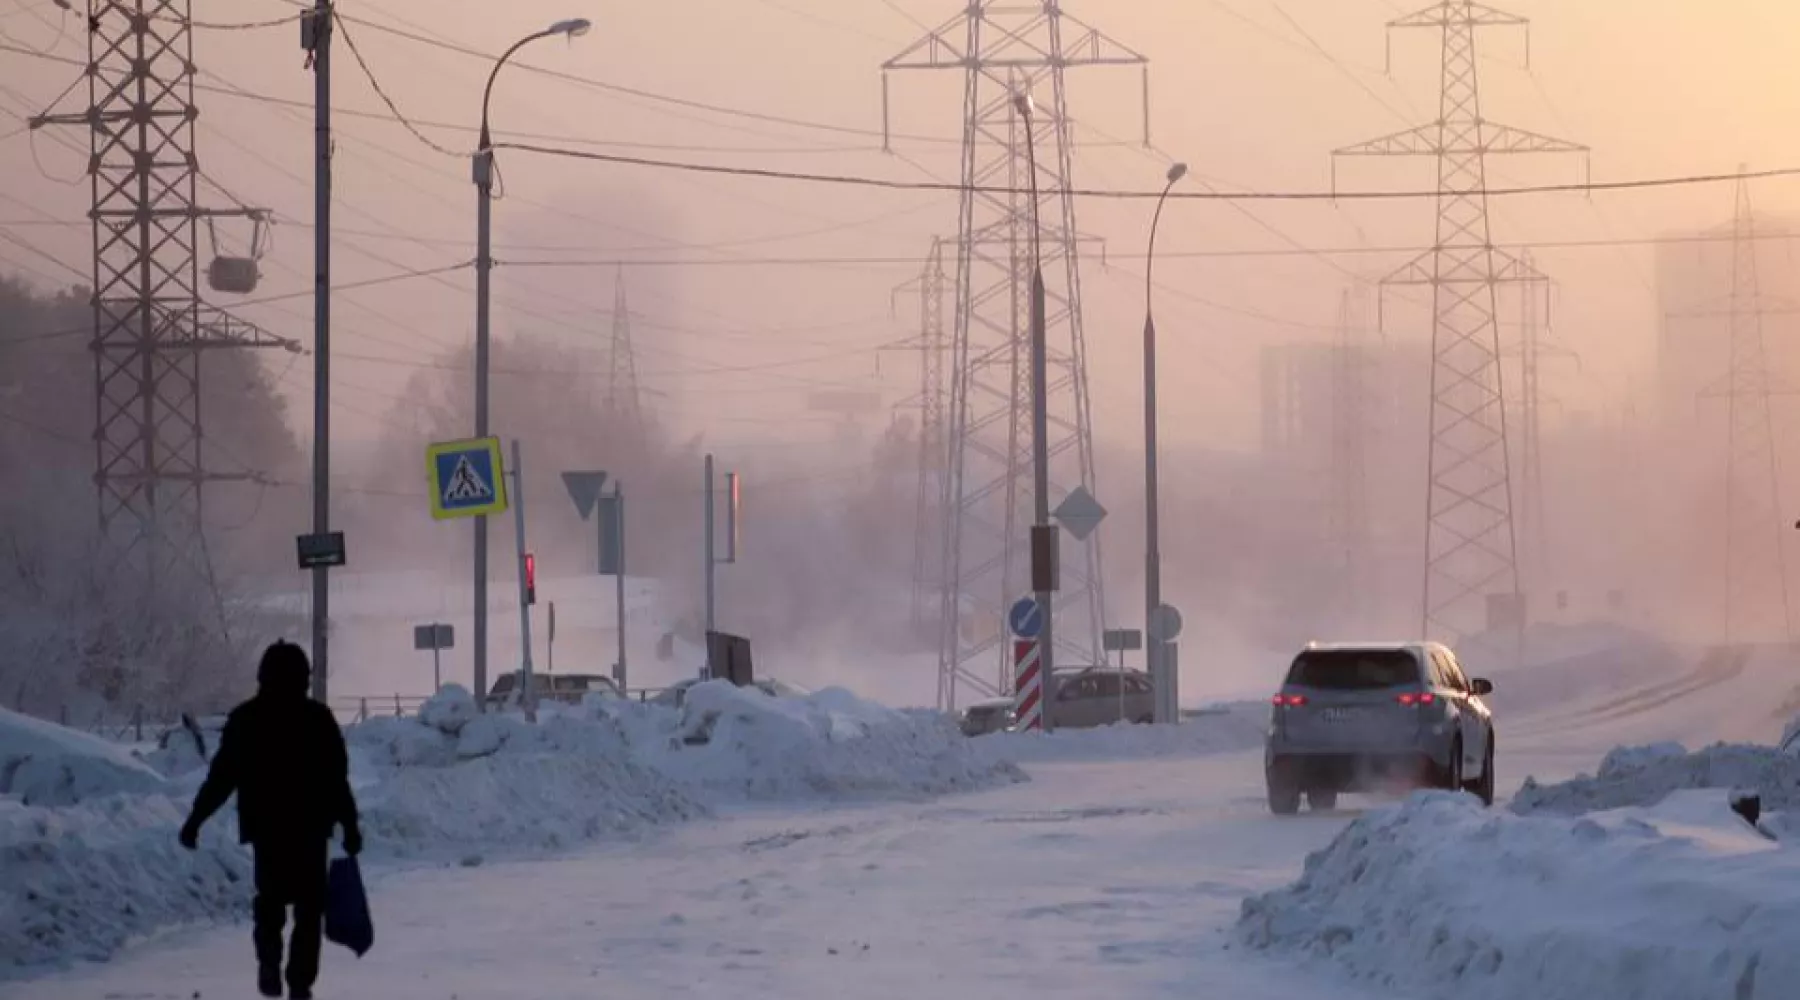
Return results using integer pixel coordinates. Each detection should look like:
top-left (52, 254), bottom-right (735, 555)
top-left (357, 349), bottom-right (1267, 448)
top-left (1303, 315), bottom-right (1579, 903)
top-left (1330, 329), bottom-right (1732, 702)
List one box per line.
top-left (426, 437), bottom-right (508, 520)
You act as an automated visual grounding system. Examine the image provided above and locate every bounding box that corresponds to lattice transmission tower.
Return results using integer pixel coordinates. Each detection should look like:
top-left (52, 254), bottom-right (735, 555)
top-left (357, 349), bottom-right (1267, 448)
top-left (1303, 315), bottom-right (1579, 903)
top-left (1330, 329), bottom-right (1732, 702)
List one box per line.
top-left (883, 2), bottom-right (1145, 709)
top-left (1329, 285), bottom-right (1372, 612)
top-left (34, 0), bottom-right (297, 586)
top-left (883, 239), bottom-right (951, 629)
top-left (1332, 1), bottom-right (1585, 640)
top-left (606, 266), bottom-right (646, 441)
top-left (1508, 249), bottom-right (1577, 592)
top-left (1676, 174), bottom-right (1795, 644)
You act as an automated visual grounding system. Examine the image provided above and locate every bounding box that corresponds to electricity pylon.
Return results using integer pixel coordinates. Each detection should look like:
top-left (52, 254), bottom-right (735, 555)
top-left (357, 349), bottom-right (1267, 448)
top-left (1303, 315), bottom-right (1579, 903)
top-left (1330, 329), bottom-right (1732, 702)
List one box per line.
top-left (1508, 249), bottom-right (1578, 592)
top-left (606, 266), bottom-right (646, 441)
top-left (1672, 173), bottom-right (1796, 644)
top-left (33, 0), bottom-right (298, 586)
top-left (883, 2), bottom-right (1145, 708)
top-left (884, 239), bottom-right (950, 631)
top-left (1330, 285), bottom-right (1372, 614)
top-left (1332, 0), bottom-right (1586, 640)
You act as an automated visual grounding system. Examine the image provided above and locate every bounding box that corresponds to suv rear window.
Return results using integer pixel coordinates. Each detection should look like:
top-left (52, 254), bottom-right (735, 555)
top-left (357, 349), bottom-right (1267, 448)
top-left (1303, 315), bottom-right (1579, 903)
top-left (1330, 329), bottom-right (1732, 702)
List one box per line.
top-left (1285, 649), bottom-right (1420, 689)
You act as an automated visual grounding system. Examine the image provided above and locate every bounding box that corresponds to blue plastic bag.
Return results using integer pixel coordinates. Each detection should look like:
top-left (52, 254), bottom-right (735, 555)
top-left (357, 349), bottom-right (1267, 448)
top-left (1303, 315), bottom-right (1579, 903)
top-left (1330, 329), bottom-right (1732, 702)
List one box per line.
top-left (324, 857), bottom-right (374, 957)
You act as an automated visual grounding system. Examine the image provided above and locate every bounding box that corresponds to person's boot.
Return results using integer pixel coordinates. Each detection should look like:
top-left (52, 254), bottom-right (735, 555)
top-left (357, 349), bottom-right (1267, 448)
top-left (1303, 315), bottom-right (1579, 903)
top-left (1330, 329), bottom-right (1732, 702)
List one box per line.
top-left (257, 965), bottom-right (282, 998)
top-left (289, 988), bottom-right (313, 1000)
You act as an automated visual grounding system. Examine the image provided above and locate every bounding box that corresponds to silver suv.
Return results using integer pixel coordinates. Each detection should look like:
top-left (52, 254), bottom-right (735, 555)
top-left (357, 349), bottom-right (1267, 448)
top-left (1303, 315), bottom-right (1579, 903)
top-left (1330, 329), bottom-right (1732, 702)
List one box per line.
top-left (1264, 641), bottom-right (1496, 814)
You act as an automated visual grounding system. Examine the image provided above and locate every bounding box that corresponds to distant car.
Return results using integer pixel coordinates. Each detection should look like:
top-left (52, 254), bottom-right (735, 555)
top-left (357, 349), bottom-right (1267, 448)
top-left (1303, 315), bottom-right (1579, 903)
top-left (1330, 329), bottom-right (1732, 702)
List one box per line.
top-left (1264, 641), bottom-right (1496, 814)
top-left (647, 676), bottom-right (809, 709)
top-left (959, 697), bottom-right (1016, 736)
top-left (1045, 667), bottom-right (1155, 729)
top-left (485, 672), bottom-right (621, 709)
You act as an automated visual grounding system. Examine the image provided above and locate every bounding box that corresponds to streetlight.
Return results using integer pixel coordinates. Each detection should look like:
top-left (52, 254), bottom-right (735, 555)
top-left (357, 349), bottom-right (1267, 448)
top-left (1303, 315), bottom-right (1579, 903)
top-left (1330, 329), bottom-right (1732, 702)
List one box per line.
top-left (472, 16), bottom-right (590, 711)
top-left (1143, 161), bottom-right (1187, 724)
top-left (1013, 90), bottom-right (1055, 732)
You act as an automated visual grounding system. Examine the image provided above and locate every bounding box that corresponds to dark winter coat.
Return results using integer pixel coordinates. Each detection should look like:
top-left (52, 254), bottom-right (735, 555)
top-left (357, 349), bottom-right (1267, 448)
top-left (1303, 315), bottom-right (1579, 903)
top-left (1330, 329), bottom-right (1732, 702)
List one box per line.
top-left (187, 692), bottom-right (359, 846)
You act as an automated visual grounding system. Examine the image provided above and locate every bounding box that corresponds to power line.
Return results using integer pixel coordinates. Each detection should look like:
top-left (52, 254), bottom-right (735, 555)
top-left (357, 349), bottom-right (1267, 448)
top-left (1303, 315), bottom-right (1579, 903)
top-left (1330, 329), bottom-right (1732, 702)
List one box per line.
top-left (0, 39), bottom-right (899, 156)
top-left (492, 140), bottom-right (1800, 202)
top-left (486, 229), bottom-right (1800, 268)
top-left (308, 5), bottom-right (962, 145)
top-left (331, 12), bottom-right (464, 158)
top-left (143, 8), bottom-right (302, 30)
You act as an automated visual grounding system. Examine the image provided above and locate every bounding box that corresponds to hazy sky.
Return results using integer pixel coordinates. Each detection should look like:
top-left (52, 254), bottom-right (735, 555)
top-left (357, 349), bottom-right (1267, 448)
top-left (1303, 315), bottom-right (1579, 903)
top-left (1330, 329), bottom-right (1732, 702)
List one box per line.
top-left (6, 0), bottom-right (1800, 463)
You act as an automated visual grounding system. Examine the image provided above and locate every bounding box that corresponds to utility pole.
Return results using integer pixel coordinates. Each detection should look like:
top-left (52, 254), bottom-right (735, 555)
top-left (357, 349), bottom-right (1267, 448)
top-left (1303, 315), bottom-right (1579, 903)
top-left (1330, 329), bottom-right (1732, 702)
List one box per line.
top-left (305, 3), bottom-right (333, 701)
top-left (884, 1), bottom-right (1144, 709)
top-left (1017, 93), bottom-right (1056, 731)
top-left (1332, 0), bottom-right (1586, 641)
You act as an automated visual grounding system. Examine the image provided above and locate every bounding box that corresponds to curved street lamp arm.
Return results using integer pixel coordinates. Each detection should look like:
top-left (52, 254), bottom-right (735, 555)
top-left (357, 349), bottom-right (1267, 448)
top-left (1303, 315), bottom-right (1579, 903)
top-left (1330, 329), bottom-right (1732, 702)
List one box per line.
top-left (1145, 176), bottom-right (1179, 316)
top-left (480, 29), bottom-right (557, 148)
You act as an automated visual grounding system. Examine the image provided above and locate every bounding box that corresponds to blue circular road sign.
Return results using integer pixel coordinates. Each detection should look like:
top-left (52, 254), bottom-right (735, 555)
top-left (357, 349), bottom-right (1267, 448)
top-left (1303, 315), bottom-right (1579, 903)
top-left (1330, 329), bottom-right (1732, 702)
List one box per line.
top-left (1008, 596), bottom-right (1043, 639)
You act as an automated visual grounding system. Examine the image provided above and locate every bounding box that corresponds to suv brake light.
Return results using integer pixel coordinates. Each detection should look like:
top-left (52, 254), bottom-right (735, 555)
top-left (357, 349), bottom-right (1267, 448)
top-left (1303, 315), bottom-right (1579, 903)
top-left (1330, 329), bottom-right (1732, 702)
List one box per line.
top-left (1396, 692), bottom-right (1436, 706)
top-left (1271, 693), bottom-right (1308, 707)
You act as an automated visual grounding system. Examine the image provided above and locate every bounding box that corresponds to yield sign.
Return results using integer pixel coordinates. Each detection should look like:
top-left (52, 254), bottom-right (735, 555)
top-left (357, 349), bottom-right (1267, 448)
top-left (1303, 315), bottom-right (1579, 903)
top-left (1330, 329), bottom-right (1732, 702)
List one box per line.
top-left (561, 470), bottom-right (609, 521)
top-left (1052, 485), bottom-right (1107, 542)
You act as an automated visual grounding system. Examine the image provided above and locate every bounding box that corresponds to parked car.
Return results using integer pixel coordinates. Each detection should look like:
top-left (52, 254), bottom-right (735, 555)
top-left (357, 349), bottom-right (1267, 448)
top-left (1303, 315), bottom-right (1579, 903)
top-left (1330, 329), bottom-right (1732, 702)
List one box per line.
top-left (647, 676), bottom-right (809, 709)
top-left (959, 697), bottom-right (1016, 736)
top-left (1045, 667), bottom-right (1155, 729)
top-left (1264, 641), bottom-right (1496, 815)
top-left (484, 671), bottom-right (621, 710)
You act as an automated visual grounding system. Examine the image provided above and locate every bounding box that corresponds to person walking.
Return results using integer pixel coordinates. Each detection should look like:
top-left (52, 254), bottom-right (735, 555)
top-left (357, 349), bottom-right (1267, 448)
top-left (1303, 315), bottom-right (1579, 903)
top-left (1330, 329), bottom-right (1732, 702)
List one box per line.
top-left (179, 641), bottom-right (362, 999)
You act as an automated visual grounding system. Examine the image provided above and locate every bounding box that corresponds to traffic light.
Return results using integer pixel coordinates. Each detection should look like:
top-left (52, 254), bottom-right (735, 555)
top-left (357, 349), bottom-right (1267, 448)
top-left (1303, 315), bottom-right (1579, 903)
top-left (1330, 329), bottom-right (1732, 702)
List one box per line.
top-left (525, 552), bottom-right (537, 605)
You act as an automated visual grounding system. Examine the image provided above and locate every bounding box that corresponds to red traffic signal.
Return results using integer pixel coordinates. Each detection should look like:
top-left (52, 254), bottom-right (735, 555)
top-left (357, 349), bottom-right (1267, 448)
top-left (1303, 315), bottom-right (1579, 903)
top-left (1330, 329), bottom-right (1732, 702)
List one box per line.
top-left (525, 552), bottom-right (537, 605)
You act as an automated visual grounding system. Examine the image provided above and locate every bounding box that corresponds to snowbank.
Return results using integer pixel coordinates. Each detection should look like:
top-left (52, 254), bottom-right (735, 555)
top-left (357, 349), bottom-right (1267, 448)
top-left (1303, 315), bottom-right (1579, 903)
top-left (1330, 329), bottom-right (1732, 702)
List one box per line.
top-left (1237, 791), bottom-right (1800, 1000)
top-left (1511, 742), bottom-right (1800, 816)
top-left (0, 706), bottom-right (168, 806)
top-left (595, 681), bottom-right (1025, 801)
top-left (2, 682), bottom-right (1021, 978)
top-left (0, 794), bottom-right (253, 969)
top-left (972, 700), bottom-right (1268, 764)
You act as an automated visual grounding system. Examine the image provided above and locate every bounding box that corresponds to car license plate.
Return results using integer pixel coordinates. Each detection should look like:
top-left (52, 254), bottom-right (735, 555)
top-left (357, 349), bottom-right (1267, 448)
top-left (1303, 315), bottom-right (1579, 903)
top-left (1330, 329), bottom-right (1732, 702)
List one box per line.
top-left (1321, 707), bottom-right (1360, 722)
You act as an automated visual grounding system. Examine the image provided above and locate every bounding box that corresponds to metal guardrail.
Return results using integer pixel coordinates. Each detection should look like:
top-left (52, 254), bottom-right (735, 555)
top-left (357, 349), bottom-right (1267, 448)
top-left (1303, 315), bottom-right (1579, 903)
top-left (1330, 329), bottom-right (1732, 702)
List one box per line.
top-left (44, 685), bottom-right (687, 743)
top-left (328, 687), bottom-right (674, 724)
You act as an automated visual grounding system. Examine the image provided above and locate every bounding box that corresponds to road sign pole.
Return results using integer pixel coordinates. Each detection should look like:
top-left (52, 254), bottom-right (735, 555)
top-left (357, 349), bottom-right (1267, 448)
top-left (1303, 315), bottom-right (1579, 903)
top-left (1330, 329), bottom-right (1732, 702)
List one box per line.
top-left (432, 644), bottom-right (441, 692)
top-left (510, 439), bottom-right (536, 718)
top-left (1031, 267), bottom-right (1055, 734)
top-left (704, 453), bottom-right (716, 646)
top-left (615, 481), bottom-right (628, 693)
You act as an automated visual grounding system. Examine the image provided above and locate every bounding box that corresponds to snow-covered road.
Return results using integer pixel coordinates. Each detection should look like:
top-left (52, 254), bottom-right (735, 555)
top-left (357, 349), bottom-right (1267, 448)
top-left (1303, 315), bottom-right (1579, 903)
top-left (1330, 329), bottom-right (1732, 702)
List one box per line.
top-left (7, 751), bottom-right (1411, 1000)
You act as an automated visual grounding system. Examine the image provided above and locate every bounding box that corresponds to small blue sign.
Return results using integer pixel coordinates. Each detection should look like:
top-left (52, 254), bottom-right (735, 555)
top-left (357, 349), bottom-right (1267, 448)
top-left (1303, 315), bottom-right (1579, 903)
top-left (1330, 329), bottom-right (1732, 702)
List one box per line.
top-left (1008, 596), bottom-right (1043, 639)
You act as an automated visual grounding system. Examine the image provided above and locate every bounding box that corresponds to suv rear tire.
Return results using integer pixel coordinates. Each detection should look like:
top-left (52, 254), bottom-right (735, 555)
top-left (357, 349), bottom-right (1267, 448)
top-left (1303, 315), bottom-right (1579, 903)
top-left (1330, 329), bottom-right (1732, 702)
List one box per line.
top-left (1464, 734), bottom-right (1496, 806)
top-left (1440, 737), bottom-right (1464, 792)
top-left (1268, 781), bottom-right (1301, 816)
top-left (1306, 788), bottom-right (1338, 812)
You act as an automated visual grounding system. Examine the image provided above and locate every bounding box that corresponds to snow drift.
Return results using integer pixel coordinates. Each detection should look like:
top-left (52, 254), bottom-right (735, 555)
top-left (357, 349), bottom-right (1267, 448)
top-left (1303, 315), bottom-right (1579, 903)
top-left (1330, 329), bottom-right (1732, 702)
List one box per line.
top-left (1511, 741), bottom-right (1800, 817)
top-left (1237, 790), bottom-right (1800, 1000)
top-left (0, 681), bottom-right (1020, 978)
top-left (0, 706), bottom-right (168, 806)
